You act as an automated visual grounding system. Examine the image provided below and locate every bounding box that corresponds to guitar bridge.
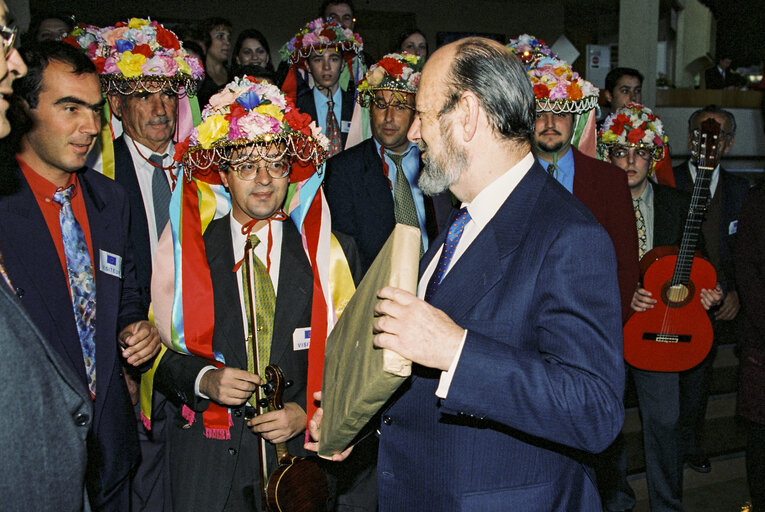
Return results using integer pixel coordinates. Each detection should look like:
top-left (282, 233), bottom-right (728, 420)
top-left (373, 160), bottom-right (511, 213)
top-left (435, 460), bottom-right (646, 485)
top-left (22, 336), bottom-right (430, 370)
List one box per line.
top-left (642, 332), bottom-right (692, 343)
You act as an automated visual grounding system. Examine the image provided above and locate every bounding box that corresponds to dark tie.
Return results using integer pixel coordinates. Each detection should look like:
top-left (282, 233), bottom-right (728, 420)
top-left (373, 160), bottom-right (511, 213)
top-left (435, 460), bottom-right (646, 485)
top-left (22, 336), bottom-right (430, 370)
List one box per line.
top-left (325, 98), bottom-right (342, 157)
top-left (633, 197), bottom-right (647, 259)
top-left (546, 163), bottom-right (557, 179)
top-left (241, 235), bottom-right (275, 382)
top-left (388, 150), bottom-right (423, 256)
top-left (424, 207), bottom-right (471, 302)
top-left (52, 186), bottom-right (97, 396)
top-left (150, 153), bottom-right (171, 238)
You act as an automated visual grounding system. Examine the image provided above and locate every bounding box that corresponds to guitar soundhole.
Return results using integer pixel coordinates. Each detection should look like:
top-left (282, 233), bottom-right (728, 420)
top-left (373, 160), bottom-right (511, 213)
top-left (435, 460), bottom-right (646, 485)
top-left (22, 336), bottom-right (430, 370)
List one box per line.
top-left (661, 281), bottom-right (695, 308)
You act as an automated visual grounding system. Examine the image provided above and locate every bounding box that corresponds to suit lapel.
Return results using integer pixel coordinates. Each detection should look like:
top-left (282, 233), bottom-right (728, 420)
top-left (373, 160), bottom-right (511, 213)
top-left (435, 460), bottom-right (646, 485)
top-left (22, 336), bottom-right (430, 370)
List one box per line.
top-left (0, 168), bottom-right (85, 377)
top-left (271, 221), bottom-right (313, 366)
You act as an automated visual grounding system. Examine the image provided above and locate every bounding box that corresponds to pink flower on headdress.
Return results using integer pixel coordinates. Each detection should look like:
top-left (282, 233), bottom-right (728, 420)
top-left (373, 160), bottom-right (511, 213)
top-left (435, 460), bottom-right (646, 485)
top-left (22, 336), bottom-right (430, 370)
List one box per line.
top-left (142, 55), bottom-right (178, 76)
top-left (241, 111), bottom-right (281, 139)
top-left (208, 88), bottom-right (239, 111)
top-left (302, 32), bottom-right (320, 46)
top-left (128, 27), bottom-right (151, 46)
top-left (187, 56), bottom-right (204, 78)
top-left (549, 83), bottom-right (568, 100)
top-left (103, 57), bottom-right (120, 74)
top-left (102, 27), bottom-right (129, 47)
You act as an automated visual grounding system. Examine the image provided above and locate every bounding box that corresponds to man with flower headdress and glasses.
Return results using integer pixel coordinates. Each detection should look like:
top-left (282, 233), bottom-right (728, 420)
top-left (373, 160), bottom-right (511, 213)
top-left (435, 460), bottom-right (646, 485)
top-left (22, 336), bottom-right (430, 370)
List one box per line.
top-left (281, 18), bottom-right (364, 157)
top-left (151, 77), bottom-right (360, 512)
top-left (507, 35), bottom-right (639, 323)
top-left (66, 19), bottom-right (205, 511)
top-left (325, 52), bottom-right (452, 272)
top-left (597, 103), bottom-right (722, 512)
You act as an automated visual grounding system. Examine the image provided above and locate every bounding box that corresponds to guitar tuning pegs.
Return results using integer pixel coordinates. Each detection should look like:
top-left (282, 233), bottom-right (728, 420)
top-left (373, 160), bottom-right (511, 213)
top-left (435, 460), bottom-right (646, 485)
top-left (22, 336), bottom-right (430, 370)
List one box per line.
top-left (257, 398), bottom-right (269, 408)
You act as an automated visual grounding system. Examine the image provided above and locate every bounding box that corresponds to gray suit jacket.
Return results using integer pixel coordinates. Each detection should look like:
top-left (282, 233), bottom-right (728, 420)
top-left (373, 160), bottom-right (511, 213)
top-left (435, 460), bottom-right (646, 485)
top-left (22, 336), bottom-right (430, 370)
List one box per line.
top-left (0, 281), bottom-right (92, 511)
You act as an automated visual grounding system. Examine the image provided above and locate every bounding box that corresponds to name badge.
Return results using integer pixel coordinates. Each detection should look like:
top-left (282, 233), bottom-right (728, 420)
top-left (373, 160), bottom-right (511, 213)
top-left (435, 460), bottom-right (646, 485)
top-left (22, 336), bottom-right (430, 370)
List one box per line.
top-left (99, 250), bottom-right (123, 279)
top-left (293, 327), bottom-right (311, 351)
top-left (729, 220), bottom-right (738, 235)
top-left (341, 120), bottom-right (351, 133)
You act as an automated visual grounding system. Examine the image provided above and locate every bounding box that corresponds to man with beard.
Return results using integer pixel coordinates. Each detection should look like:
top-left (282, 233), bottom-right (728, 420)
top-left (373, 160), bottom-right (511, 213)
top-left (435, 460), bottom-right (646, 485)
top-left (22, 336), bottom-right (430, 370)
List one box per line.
top-left (325, 52), bottom-right (451, 271)
top-left (521, 50), bottom-right (638, 322)
top-left (309, 37), bottom-right (625, 511)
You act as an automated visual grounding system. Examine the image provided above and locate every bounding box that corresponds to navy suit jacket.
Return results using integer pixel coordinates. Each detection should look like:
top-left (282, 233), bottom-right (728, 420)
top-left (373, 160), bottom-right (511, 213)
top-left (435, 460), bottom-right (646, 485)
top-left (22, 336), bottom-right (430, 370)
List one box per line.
top-left (0, 166), bottom-right (144, 507)
top-left (377, 162), bottom-right (625, 511)
top-left (296, 83), bottom-right (355, 148)
top-left (324, 137), bottom-right (453, 270)
top-left (673, 161), bottom-right (749, 293)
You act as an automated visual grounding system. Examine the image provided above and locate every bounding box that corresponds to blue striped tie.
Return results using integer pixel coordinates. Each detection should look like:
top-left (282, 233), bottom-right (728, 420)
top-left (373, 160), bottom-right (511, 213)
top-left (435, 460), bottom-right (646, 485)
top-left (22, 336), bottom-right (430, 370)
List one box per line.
top-left (424, 208), bottom-right (471, 301)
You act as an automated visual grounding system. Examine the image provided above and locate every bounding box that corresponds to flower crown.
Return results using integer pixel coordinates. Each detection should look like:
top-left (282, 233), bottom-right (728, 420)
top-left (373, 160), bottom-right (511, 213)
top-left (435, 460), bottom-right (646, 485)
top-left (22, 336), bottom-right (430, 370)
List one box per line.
top-left (177, 76), bottom-right (329, 176)
top-left (64, 18), bottom-right (204, 96)
top-left (280, 17), bottom-right (363, 66)
top-left (597, 102), bottom-right (668, 161)
top-left (356, 52), bottom-right (422, 107)
top-left (506, 34), bottom-right (558, 70)
top-left (507, 34), bottom-right (598, 115)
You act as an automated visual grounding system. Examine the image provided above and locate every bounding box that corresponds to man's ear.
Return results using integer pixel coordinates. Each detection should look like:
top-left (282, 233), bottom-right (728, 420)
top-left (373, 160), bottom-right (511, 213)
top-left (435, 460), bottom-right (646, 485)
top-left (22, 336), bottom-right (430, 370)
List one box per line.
top-left (107, 94), bottom-right (122, 120)
top-left (604, 90), bottom-right (613, 106)
top-left (459, 91), bottom-right (480, 142)
top-left (218, 169), bottom-right (230, 188)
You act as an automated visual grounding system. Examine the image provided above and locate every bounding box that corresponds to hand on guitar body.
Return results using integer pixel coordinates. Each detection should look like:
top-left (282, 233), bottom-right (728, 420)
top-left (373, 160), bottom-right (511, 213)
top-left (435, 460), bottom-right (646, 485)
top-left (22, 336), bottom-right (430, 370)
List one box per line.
top-left (631, 283), bottom-right (723, 313)
top-left (248, 401), bottom-right (306, 444)
top-left (304, 391), bottom-right (355, 462)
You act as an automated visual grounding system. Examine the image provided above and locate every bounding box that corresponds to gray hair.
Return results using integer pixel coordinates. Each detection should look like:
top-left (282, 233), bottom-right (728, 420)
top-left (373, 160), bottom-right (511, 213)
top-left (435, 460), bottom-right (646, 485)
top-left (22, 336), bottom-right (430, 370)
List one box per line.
top-left (688, 104), bottom-right (736, 137)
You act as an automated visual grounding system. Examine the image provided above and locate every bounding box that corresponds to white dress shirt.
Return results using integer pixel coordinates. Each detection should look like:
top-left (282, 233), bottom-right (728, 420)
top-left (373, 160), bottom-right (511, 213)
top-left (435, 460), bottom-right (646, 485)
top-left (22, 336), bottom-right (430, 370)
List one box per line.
top-left (688, 160), bottom-right (720, 198)
top-left (419, 152), bottom-right (536, 398)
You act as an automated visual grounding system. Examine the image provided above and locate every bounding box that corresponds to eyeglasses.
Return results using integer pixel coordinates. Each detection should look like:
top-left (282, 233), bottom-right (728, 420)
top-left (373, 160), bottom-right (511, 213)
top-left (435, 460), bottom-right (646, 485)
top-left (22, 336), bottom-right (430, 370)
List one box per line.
top-left (371, 98), bottom-right (415, 112)
top-left (230, 160), bottom-right (291, 180)
top-left (611, 146), bottom-right (652, 161)
top-left (0, 25), bottom-right (17, 57)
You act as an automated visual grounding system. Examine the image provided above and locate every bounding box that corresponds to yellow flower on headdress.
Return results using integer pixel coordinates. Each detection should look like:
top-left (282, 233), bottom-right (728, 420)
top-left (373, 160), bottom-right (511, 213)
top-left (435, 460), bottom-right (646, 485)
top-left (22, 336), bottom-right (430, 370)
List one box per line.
top-left (256, 103), bottom-right (285, 122)
top-left (402, 53), bottom-right (418, 65)
top-left (174, 56), bottom-right (191, 75)
top-left (600, 130), bottom-right (618, 143)
top-left (128, 18), bottom-right (150, 29)
top-left (117, 52), bottom-right (148, 78)
top-left (196, 114), bottom-right (230, 149)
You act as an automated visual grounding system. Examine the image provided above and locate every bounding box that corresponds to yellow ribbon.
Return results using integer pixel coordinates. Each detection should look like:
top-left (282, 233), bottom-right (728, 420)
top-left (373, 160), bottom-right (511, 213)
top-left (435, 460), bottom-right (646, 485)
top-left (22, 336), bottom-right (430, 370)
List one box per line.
top-left (329, 233), bottom-right (356, 318)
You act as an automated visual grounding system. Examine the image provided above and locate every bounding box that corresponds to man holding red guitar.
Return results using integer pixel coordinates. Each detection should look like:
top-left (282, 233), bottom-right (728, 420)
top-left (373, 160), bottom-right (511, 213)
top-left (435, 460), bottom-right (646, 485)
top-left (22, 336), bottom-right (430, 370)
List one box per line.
top-left (597, 103), bottom-right (722, 512)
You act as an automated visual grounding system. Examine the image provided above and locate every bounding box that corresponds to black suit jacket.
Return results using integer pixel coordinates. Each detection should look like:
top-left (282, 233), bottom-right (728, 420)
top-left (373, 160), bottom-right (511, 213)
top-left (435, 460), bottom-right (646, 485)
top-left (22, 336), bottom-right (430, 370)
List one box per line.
top-left (324, 137), bottom-right (453, 271)
top-left (113, 135), bottom-right (153, 312)
top-left (673, 162), bottom-right (749, 293)
top-left (155, 215), bottom-right (360, 511)
top-left (652, 183), bottom-right (693, 247)
top-left (296, 83), bottom-right (355, 148)
top-left (0, 166), bottom-right (144, 507)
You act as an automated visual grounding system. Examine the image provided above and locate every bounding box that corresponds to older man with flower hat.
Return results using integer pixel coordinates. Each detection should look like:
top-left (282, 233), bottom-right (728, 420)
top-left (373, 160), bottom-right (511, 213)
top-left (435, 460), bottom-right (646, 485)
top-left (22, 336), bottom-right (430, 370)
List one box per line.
top-left (66, 18), bottom-right (204, 512)
top-left (508, 34), bottom-right (639, 323)
top-left (281, 17), bottom-right (363, 156)
top-left (324, 52), bottom-right (451, 272)
top-left (151, 76), bottom-right (360, 512)
top-left (597, 103), bottom-right (722, 512)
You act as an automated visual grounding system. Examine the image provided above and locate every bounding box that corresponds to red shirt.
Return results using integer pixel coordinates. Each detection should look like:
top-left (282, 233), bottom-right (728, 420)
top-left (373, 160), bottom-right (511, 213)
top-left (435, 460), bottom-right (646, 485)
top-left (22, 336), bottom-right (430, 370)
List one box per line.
top-left (18, 157), bottom-right (95, 291)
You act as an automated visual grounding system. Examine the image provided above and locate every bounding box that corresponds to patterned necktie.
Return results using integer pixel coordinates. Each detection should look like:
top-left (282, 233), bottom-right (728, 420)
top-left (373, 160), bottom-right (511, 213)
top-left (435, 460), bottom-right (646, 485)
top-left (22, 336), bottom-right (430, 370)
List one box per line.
top-left (52, 186), bottom-right (97, 396)
top-left (633, 197), bottom-right (647, 259)
top-left (325, 98), bottom-right (342, 157)
top-left (546, 163), bottom-right (557, 179)
top-left (425, 207), bottom-right (471, 302)
top-left (241, 235), bottom-right (275, 384)
top-left (150, 153), bottom-right (171, 238)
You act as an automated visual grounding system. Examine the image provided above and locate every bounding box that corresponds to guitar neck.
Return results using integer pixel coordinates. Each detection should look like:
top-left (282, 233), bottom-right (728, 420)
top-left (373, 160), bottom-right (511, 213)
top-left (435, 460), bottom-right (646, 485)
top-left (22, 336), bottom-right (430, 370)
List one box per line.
top-left (672, 164), bottom-right (713, 286)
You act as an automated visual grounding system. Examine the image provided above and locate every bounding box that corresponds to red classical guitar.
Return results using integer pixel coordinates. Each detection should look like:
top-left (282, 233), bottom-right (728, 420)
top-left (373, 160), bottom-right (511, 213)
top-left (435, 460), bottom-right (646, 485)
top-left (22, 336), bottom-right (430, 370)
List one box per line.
top-left (622, 118), bottom-right (721, 372)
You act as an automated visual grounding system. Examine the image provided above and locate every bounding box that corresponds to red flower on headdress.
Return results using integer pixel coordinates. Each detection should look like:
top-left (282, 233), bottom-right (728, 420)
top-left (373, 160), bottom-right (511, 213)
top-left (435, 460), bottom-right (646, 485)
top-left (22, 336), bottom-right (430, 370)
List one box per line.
top-left (156, 25), bottom-right (180, 51)
top-left (284, 107), bottom-right (313, 136)
top-left (627, 125), bottom-right (646, 144)
top-left (173, 137), bottom-right (191, 162)
top-left (225, 102), bottom-right (247, 121)
top-left (320, 28), bottom-right (337, 41)
top-left (610, 113), bottom-right (631, 136)
top-left (132, 44), bottom-right (153, 58)
top-left (533, 83), bottom-right (550, 99)
top-left (378, 57), bottom-right (404, 78)
top-left (115, 21), bottom-right (128, 28)
top-left (61, 34), bottom-right (79, 49)
top-left (93, 57), bottom-right (106, 74)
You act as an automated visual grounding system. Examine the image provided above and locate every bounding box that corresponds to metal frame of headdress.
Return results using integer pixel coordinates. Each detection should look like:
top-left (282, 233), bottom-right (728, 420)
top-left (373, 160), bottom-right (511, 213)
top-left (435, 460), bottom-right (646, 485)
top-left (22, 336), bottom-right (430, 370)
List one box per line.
top-left (101, 74), bottom-right (200, 97)
top-left (536, 96), bottom-right (599, 115)
top-left (286, 39), bottom-right (362, 65)
top-left (597, 140), bottom-right (667, 163)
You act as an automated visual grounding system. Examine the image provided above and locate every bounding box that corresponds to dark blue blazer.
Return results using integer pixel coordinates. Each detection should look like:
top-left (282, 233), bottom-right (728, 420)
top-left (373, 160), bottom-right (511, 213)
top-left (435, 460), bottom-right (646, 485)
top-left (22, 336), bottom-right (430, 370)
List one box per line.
top-left (295, 83), bottom-right (355, 148)
top-left (113, 135), bottom-right (152, 312)
top-left (324, 137), bottom-right (454, 271)
top-left (376, 162), bottom-right (625, 511)
top-left (673, 161), bottom-right (750, 293)
top-left (0, 166), bottom-right (144, 507)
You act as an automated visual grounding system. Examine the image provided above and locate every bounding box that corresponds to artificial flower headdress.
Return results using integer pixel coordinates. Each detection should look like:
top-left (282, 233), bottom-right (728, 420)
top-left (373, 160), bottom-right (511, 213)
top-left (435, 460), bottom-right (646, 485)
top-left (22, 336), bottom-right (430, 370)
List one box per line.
top-left (280, 17), bottom-right (363, 67)
top-left (507, 34), bottom-right (599, 115)
top-left (356, 52), bottom-right (422, 108)
top-left (65, 18), bottom-right (204, 96)
top-left (178, 76), bottom-right (329, 176)
top-left (598, 102), bottom-right (668, 162)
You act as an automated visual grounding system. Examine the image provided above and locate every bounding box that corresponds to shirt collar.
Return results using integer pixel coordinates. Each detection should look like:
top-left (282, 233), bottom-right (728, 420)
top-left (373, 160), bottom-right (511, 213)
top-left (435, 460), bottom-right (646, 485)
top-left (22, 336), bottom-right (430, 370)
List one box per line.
top-left (124, 134), bottom-right (175, 162)
top-left (312, 85), bottom-right (342, 107)
top-left (17, 155), bottom-right (80, 201)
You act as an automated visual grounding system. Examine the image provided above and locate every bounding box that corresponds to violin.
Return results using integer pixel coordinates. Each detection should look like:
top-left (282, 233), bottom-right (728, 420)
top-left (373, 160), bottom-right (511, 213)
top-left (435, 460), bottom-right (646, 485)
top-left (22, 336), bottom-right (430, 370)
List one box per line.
top-left (256, 364), bottom-right (330, 512)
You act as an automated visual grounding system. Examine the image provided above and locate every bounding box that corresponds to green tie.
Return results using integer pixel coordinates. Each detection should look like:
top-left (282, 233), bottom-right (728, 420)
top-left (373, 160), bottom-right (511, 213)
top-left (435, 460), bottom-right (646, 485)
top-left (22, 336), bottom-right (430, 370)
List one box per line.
top-left (241, 235), bottom-right (275, 390)
top-left (388, 150), bottom-right (423, 256)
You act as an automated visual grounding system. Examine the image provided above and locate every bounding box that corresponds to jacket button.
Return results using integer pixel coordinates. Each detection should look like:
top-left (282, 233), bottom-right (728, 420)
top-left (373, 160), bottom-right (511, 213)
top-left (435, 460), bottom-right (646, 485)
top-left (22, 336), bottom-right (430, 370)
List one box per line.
top-left (15, 287), bottom-right (23, 298)
top-left (382, 415), bottom-right (392, 426)
top-left (234, 408), bottom-right (242, 417)
top-left (74, 413), bottom-right (89, 426)
top-left (228, 448), bottom-right (237, 455)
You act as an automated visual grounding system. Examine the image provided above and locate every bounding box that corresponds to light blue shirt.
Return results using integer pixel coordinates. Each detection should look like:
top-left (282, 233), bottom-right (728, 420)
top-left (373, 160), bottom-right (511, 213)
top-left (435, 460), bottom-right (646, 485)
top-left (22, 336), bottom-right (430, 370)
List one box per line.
top-left (313, 86), bottom-right (343, 135)
top-left (374, 139), bottom-right (429, 251)
top-left (537, 148), bottom-right (575, 193)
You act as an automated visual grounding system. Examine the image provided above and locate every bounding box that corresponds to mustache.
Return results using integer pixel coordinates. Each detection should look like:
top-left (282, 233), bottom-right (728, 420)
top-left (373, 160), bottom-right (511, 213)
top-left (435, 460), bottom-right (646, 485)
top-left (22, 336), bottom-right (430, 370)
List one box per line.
top-left (147, 116), bottom-right (172, 126)
top-left (540, 129), bottom-right (562, 136)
